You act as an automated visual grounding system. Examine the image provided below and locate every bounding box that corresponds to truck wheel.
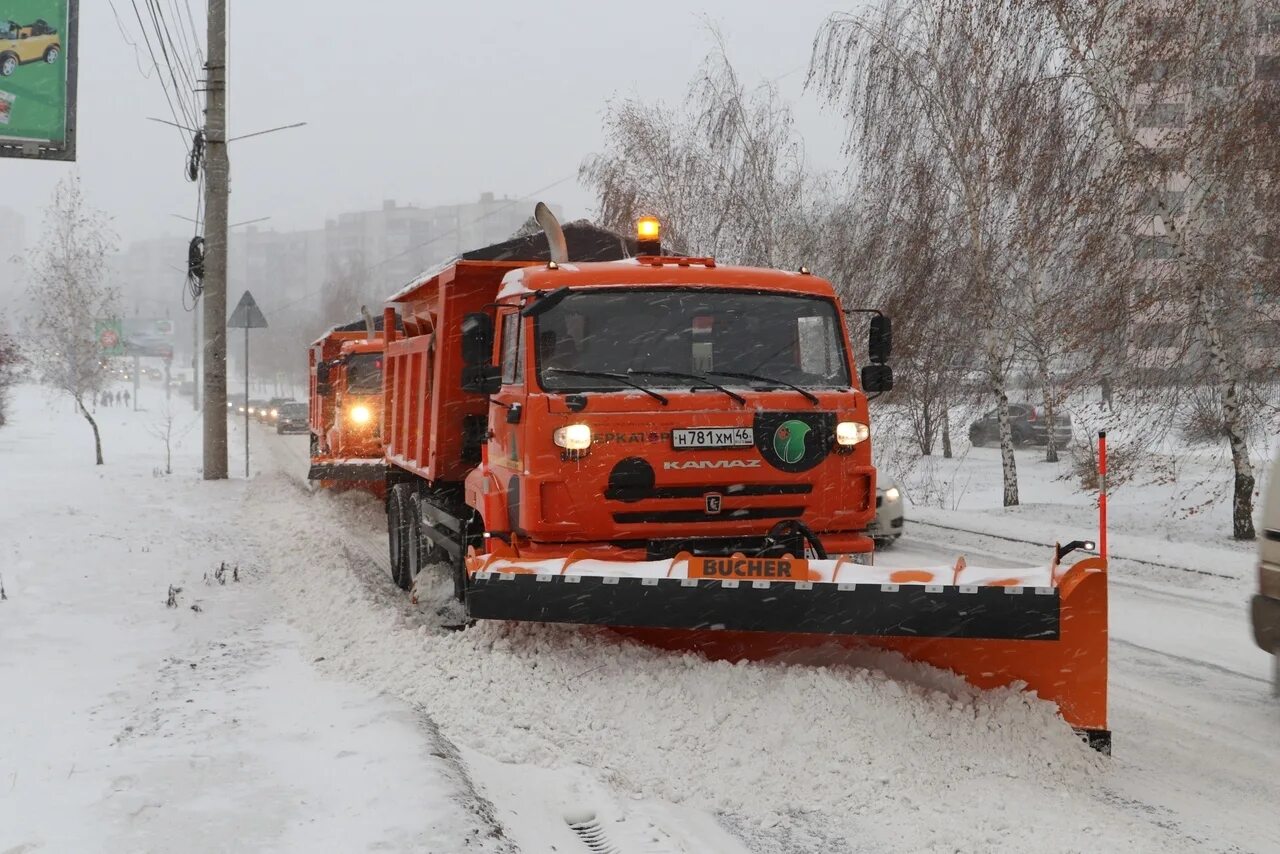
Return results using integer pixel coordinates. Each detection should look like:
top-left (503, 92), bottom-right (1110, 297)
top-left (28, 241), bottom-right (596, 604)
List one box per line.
top-left (388, 483), bottom-right (413, 590)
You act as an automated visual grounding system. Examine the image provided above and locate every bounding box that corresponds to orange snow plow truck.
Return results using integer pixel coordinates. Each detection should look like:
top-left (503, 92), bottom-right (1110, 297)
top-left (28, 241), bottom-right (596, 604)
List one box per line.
top-left (378, 206), bottom-right (1111, 752)
top-left (308, 312), bottom-right (395, 488)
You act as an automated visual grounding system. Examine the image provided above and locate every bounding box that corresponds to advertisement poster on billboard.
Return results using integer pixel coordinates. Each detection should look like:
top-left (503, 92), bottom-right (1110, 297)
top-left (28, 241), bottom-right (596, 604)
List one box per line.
top-left (0, 0), bottom-right (77, 161)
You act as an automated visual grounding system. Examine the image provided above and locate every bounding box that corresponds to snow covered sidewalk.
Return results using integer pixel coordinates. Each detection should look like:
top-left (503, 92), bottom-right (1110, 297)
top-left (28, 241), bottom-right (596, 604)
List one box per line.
top-left (0, 386), bottom-right (504, 853)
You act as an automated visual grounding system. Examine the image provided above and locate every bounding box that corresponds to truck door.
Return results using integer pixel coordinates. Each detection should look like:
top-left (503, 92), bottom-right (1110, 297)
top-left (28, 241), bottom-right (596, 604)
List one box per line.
top-left (492, 309), bottom-right (527, 531)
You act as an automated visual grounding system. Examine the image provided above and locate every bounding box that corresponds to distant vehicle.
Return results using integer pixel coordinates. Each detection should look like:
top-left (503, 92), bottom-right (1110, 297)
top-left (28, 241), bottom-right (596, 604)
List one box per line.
top-left (968, 404), bottom-right (1072, 448)
top-left (0, 19), bottom-right (61, 77)
top-left (246, 399), bottom-right (269, 419)
top-left (227, 393), bottom-right (246, 412)
top-left (275, 402), bottom-right (309, 434)
top-left (263, 397), bottom-right (294, 423)
top-left (1252, 451), bottom-right (1280, 695)
top-left (867, 476), bottom-right (904, 547)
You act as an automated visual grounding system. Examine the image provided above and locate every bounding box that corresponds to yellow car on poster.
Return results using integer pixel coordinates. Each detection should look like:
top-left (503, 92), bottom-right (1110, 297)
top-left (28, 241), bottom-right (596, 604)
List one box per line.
top-left (0, 19), bottom-right (61, 77)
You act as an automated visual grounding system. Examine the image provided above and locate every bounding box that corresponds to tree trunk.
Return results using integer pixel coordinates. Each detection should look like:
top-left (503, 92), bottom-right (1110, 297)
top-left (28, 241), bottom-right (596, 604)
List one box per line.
top-left (76, 395), bottom-right (104, 465)
top-left (992, 374), bottom-right (1019, 507)
top-left (1037, 353), bottom-right (1058, 463)
top-left (941, 397), bottom-right (953, 459)
top-left (1193, 281), bottom-right (1256, 540)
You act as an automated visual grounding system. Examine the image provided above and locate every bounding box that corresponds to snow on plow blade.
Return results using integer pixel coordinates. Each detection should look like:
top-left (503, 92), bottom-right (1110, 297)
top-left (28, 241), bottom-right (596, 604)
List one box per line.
top-left (464, 549), bottom-right (1109, 749)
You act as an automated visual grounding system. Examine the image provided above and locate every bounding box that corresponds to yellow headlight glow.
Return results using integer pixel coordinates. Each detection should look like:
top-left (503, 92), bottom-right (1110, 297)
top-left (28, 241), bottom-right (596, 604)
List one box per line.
top-left (636, 216), bottom-right (661, 241)
top-left (553, 423), bottom-right (592, 451)
top-left (349, 404), bottom-right (373, 425)
top-left (836, 421), bottom-right (870, 446)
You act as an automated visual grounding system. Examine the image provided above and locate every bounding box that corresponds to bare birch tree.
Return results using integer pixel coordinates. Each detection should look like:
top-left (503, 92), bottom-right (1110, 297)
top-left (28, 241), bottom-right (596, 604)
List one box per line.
top-left (581, 37), bottom-right (831, 271)
top-left (810, 0), bottom-right (1111, 505)
top-left (1031, 0), bottom-right (1280, 539)
top-left (27, 177), bottom-right (119, 465)
top-left (0, 323), bottom-right (20, 427)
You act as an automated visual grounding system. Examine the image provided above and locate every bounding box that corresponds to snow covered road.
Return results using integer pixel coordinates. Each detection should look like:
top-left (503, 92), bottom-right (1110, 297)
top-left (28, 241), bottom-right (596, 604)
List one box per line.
top-left (3, 384), bottom-right (1276, 853)
top-left (254, 422), bottom-right (1279, 853)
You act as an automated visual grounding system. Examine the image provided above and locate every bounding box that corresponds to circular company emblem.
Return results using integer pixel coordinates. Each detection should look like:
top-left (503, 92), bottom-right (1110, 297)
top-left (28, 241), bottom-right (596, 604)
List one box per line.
top-left (754, 411), bottom-right (835, 473)
top-left (773, 419), bottom-right (811, 465)
top-left (100, 329), bottom-right (119, 349)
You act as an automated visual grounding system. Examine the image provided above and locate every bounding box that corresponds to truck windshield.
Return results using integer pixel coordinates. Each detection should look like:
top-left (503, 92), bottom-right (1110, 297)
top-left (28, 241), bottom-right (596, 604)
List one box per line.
top-left (346, 353), bottom-right (383, 393)
top-left (535, 289), bottom-right (850, 392)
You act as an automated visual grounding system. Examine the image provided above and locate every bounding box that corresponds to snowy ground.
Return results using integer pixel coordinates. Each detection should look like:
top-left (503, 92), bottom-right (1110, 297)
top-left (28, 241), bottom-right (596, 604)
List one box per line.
top-left (2, 382), bottom-right (1277, 853)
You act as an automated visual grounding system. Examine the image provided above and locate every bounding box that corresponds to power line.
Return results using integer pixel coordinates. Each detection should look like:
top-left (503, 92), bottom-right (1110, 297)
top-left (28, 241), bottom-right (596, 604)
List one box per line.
top-left (142, 0), bottom-right (199, 129)
top-left (124, 0), bottom-right (193, 141)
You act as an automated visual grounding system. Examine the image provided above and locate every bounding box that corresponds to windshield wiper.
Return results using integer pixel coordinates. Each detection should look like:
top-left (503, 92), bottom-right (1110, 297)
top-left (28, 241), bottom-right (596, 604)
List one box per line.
top-left (707, 370), bottom-right (820, 406)
top-left (543, 368), bottom-right (669, 405)
top-left (626, 369), bottom-right (747, 406)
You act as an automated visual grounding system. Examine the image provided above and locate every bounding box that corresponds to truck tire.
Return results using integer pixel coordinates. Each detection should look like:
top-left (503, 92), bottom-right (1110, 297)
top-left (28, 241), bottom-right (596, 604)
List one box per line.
top-left (388, 483), bottom-right (414, 591)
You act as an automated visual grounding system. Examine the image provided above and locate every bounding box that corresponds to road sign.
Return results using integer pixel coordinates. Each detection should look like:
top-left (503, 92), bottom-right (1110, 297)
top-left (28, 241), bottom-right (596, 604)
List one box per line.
top-left (227, 291), bottom-right (268, 477)
top-left (227, 290), bottom-right (268, 329)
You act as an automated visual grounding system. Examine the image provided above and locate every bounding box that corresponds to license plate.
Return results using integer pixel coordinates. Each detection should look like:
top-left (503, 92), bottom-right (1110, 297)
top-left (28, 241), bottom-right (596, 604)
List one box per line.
top-left (672, 427), bottom-right (754, 449)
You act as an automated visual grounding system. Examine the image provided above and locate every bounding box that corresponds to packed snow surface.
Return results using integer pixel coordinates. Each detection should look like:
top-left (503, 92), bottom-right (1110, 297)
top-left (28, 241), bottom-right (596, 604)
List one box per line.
top-left (3, 382), bottom-right (1277, 853)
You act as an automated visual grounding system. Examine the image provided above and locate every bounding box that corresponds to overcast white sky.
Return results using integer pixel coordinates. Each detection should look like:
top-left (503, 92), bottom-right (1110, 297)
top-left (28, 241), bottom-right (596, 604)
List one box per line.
top-left (5, 0), bottom-right (854, 247)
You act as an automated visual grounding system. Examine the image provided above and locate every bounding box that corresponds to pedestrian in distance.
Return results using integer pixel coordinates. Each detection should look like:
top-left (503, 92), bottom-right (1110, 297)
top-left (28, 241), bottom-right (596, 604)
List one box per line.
top-left (123, 390), bottom-right (131, 407)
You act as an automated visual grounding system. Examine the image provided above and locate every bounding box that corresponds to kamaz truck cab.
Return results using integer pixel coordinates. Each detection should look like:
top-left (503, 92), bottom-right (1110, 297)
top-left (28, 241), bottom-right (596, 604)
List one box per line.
top-left (460, 254), bottom-right (891, 566)
top-left (308, 315), bottom-right (394, 488)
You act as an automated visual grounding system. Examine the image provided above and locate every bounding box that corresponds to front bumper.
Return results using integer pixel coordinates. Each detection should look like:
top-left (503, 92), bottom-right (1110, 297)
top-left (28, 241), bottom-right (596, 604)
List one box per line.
top-left (1251, 594), bottom-right (1280, 653)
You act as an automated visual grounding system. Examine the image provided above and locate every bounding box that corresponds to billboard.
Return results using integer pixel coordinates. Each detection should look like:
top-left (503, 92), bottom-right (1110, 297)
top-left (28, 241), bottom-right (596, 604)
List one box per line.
top-left (0, 0), bottom-right (77, 161)
top-left (122, 317), bottom-right (175, 359)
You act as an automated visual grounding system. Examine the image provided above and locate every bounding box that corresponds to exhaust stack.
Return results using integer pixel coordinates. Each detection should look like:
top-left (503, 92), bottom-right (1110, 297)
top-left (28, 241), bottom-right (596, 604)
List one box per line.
top-left (360, 304), bottom-right (376, 341)
top-left (535, 202), bottom-right (569, 264)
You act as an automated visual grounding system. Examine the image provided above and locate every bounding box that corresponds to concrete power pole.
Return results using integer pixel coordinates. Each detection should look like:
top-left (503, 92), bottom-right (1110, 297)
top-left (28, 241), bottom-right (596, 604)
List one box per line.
top-left (201, 0), bottom-right (229, 479)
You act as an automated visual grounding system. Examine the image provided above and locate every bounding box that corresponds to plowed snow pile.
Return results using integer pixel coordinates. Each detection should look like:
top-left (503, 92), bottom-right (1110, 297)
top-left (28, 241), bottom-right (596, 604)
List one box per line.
top-left (247, 475), bottom-right (1192, 853)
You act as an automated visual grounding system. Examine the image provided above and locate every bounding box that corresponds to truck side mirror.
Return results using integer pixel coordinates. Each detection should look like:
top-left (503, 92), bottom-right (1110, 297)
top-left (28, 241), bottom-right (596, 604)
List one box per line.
top-left (461, 313), bottom-right (494, 366)
top-left (461, 312), bottom-right (501, 394)
top-left (861, 364), bottom-right (894, 393)
top-left (869, 315), bottom-right (892, 364)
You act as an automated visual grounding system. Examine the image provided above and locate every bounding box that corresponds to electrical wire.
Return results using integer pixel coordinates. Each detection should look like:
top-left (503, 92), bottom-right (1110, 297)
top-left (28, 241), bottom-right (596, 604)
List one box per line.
top-left (142, 0), bottom-right (198, 130)
top-left (127, 0), bottom-right (194, 136)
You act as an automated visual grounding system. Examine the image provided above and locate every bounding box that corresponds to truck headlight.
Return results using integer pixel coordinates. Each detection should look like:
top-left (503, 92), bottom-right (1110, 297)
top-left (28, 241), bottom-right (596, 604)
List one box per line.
top-left (836, 421), bottom-right (870, 446)
top-left (349, 404), bottom-right (372, 425)
top-left (883, 486), bottom-right (900, 503)
top-left (553, 423), bottom-right (592, 450)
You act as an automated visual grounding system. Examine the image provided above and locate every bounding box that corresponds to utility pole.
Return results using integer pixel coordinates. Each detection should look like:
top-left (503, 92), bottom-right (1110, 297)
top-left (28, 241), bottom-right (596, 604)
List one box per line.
top-left (192, 297), bottom-right (201, 412)
top-left (201, 0), bottom-right (229, 479)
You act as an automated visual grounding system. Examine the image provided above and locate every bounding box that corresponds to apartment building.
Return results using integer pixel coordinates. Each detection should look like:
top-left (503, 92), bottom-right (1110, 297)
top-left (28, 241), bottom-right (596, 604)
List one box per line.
top-left (1127, 5), bottom-right (1280, 384)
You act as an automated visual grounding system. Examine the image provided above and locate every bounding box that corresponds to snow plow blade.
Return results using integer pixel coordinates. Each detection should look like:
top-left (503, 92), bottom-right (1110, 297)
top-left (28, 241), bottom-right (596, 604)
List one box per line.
top-left (307, 459), bottom-right (386, 482)
top-left (464, 548), bottom-right (1109, 750)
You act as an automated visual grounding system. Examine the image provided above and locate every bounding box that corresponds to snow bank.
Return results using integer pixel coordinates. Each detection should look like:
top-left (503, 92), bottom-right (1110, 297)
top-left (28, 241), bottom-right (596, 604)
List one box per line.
top-left (248, 473), bottom-right (1202, 852)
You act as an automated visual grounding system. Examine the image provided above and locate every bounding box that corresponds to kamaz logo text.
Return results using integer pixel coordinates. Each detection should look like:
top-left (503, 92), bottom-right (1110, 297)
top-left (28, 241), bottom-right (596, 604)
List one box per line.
top-left (662, 460), bottom-right (762, 470)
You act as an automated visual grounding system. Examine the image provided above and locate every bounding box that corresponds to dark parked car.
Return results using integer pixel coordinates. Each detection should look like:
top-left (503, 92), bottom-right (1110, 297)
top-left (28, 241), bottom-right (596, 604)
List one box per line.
top-left (969, 404), bottom-right (1072, 448)
top-left (276, 402), bottom-right (309, 434)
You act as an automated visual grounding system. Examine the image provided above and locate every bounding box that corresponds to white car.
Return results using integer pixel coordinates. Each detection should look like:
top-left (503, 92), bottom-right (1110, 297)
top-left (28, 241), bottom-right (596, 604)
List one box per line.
top-left (868, 476), bottom-right (904, 547)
